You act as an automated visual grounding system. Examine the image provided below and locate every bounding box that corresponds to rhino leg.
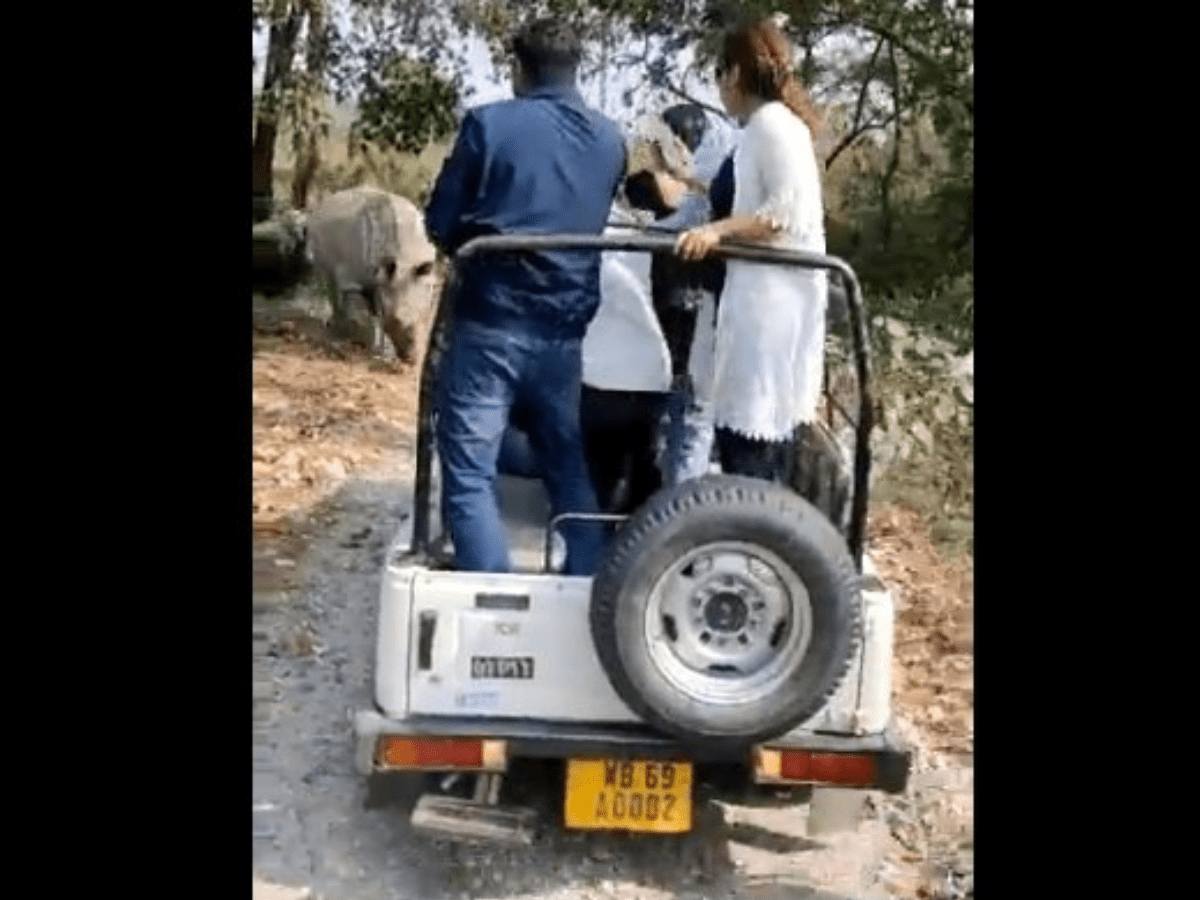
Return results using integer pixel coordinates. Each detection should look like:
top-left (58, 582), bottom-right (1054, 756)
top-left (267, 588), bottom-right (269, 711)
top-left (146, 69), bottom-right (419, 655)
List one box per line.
top-left (357, 287), bottom-right (405, 361)
top-left (328, 289), bottom-right (378, 350)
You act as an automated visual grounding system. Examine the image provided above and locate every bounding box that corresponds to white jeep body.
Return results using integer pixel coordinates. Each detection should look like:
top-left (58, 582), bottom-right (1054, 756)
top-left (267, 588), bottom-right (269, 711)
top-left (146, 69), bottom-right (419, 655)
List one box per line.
top-left (353, 474), bottom-right (904, 780)
top-left (349, 233), bottom-right (910, 846)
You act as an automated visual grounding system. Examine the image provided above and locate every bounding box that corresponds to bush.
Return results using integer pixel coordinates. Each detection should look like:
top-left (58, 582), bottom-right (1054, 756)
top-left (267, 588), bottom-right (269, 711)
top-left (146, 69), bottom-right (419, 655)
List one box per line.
top-left (864, 309), bottom-right (974, 560)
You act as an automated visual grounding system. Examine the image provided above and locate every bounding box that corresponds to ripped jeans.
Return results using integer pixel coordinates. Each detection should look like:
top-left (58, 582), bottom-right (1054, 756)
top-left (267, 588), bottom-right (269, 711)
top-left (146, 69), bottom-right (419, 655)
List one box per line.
top-left (657, 373), bottom-right (716, 488)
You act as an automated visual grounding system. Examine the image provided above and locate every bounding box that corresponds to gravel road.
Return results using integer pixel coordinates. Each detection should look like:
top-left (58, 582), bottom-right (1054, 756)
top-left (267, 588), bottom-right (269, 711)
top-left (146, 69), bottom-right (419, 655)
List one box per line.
top-left (252, 451), bottom-right (973, 900)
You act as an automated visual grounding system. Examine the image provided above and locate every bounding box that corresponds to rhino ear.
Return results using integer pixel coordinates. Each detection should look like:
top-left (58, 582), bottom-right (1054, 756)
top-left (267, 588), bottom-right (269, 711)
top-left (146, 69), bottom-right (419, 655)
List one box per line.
top-left (379, 256), bottom-right (397, 281)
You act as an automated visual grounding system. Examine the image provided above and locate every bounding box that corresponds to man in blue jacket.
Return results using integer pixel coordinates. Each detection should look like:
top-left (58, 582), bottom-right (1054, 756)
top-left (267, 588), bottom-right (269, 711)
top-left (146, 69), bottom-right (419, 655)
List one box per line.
top-left (424, 18), bottom-right (627, 576)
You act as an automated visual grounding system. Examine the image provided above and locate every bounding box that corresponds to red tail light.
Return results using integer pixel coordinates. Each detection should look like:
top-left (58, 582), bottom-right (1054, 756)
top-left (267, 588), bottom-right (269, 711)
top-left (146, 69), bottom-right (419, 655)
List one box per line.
top-left (754, 747), bottom-right (877, 788)
top-left (375, 737), bottom-right (506, 770)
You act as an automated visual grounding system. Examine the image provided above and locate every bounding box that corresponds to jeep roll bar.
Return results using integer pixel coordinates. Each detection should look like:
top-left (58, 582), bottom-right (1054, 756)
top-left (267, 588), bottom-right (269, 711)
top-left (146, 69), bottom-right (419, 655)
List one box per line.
top-left (409, 233), bottom-right (875, 572)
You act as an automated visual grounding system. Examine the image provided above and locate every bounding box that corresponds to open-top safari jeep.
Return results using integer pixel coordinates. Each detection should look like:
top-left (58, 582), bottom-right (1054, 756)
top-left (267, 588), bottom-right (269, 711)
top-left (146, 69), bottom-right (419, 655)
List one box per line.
top-left (351, 232), bottom-right (911, 845)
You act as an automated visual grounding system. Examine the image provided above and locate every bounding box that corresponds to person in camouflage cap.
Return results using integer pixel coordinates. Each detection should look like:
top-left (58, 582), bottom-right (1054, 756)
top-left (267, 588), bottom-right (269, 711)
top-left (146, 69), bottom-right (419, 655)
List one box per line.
top-left (618, 107), bottom-right (728, 489)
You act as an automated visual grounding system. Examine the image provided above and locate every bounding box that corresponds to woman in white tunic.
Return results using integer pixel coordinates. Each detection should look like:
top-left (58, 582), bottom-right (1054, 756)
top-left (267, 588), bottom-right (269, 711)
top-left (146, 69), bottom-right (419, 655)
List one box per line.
top-left (676, 18), bottom-right (828, 481)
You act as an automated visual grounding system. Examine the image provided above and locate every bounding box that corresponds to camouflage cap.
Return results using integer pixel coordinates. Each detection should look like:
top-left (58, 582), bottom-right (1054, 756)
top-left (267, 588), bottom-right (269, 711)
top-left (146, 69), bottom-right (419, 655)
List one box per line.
top-left (625, 114), bottom-right (695, 183)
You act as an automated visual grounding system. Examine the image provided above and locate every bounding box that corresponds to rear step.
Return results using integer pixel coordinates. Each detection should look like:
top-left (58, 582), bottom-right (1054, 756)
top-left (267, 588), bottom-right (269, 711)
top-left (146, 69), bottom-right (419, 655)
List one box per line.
top-left (410, 774), bottom-right (538, 846)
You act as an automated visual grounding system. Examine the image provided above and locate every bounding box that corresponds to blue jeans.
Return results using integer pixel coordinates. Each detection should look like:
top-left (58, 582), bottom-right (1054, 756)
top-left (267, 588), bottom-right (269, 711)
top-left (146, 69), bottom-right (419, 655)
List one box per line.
top-left (658, 376), bottom-right (715, 488)
top-left (498, 421), bottom-right (541, 479)
top-left (436, 320), bottom-right (605, 576)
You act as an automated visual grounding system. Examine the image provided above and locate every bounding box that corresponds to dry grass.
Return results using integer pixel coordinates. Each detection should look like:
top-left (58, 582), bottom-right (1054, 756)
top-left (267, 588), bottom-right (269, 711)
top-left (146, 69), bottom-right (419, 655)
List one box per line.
top-left (869, 503), bottom-right (973, 758)
top-left (252, 327), bottom-right (423, 530)
top-left (271, 115), bottom-right (452, 211)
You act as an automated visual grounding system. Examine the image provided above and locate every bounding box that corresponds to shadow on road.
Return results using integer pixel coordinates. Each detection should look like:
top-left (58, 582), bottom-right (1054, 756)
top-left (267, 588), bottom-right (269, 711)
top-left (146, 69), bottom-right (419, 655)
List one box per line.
top-left (358, 757), bottom-right (860, 900)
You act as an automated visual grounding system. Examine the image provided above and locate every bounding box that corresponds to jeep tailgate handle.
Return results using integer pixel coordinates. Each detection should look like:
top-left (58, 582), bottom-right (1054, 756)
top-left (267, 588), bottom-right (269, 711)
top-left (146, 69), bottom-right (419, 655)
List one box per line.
top-left (543, 512), bottom-right (630, 574)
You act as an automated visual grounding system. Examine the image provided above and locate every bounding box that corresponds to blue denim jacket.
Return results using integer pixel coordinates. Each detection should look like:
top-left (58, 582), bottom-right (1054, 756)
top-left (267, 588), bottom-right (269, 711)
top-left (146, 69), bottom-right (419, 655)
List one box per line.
top-left (425, 82), bottom-right (627, 341)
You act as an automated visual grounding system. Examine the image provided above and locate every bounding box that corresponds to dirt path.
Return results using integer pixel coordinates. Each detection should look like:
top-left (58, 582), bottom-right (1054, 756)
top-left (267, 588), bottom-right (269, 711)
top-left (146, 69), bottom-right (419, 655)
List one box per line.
top-left (251, 307), bottom-right (973, 900)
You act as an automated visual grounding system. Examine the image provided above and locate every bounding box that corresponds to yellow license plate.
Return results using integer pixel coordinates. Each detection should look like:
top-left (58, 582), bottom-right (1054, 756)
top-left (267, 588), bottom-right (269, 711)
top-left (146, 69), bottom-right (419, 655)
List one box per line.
top-left (564, 759), bottom-right (693, 833)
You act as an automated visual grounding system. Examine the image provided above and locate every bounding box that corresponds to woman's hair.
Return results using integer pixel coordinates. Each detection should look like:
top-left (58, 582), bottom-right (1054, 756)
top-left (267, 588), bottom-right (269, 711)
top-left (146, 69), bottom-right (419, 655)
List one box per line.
top-left (720, 18), bottom-right (821, 137)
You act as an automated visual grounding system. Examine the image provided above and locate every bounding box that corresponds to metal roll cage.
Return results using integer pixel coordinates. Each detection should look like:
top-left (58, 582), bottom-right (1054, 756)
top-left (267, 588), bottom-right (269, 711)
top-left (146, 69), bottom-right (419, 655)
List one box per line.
top-left (409, 233), bottom-right (875, 572)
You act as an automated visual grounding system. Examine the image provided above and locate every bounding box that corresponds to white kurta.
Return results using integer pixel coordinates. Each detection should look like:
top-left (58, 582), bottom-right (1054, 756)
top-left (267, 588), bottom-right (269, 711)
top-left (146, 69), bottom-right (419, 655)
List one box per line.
top-left (693, 101), bottom-right (828, 441)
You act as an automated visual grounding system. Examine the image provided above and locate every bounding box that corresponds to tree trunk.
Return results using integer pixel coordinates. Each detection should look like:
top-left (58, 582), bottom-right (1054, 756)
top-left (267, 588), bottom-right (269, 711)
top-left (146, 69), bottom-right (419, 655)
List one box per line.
top-left (879, 127), bottom-right (901, 249)
top-left (252, 5), bottom-right (304, 223)
top-left (290, 0), bottom-right (328, 213)
top-left (291, 129), bottom-right (320, 210)
top-left (879, 42), bottom-right (903, 249)
top-left (252, 120), bottom-right (281, 224)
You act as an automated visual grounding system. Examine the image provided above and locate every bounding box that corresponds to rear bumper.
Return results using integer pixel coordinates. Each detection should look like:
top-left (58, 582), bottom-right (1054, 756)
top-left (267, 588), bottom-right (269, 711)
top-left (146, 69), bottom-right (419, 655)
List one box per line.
top-left (352, 709), bottom-right (911, 795)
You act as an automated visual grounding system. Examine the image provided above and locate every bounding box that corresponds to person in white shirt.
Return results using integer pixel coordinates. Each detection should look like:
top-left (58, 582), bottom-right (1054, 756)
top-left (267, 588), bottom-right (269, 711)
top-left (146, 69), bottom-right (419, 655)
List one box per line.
top-left (577, 199), bottom-right (673, 514)
top-left (675, 17), bottom-right (830, 483)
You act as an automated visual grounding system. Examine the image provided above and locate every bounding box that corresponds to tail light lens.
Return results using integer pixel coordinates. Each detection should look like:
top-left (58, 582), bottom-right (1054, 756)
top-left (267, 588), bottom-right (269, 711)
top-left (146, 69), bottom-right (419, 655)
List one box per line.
top-left (754, 747), bottom-right (877, 788)
top-left (375, 737), bottom-right (507, 771)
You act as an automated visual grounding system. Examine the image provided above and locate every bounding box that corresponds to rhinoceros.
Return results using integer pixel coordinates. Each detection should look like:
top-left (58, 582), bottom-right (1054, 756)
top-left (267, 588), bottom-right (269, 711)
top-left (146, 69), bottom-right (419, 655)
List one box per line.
top-left (305, 187), bottom-right (438, 363)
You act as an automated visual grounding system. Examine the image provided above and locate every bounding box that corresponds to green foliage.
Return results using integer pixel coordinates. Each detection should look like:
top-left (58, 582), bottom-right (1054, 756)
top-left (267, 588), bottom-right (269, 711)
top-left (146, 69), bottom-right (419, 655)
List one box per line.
top-left (866, 320), bottom-right (974, 558)
top-left (445, 1), bottom-right (973, 325)
top-left (353, 58), bottom-right (461, 154)
top-left (254, 0), bottom-right (972, 342)
top-left (280, 70), bottom-right (333, 158)
top-left (824, 106), bottom-right (972, 346)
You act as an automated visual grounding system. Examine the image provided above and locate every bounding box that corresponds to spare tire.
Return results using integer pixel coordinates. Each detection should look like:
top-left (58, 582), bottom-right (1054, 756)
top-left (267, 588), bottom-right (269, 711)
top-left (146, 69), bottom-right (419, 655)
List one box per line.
top-left (589, 474), bottom-right (861, 751)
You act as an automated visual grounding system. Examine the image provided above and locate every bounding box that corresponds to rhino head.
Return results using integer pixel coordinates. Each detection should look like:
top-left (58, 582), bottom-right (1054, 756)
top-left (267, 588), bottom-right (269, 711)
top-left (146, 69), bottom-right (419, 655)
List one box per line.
top-left (369, 198), bottom-right (438, 364)
top-left (374, 255), bottom-right (436, 364)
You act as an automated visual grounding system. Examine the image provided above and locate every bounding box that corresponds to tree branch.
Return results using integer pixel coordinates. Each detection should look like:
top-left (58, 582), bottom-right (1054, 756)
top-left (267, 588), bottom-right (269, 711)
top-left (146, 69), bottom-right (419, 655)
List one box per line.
top-left (850, 36), bottom-right (885, 129)
top-left (659, 77), bottom-right (730, 120)
top-left (824, 111), bottom-right (897, 169)
top-left (855, 16), bottom-right (973, 114)
top-left (824, 32), bottom-right (886, 170)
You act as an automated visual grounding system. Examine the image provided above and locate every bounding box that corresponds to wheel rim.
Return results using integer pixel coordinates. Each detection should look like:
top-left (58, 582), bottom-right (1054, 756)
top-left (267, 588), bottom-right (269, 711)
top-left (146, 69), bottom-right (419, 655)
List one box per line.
top-left (642, 541), bottom-right (813, 707)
